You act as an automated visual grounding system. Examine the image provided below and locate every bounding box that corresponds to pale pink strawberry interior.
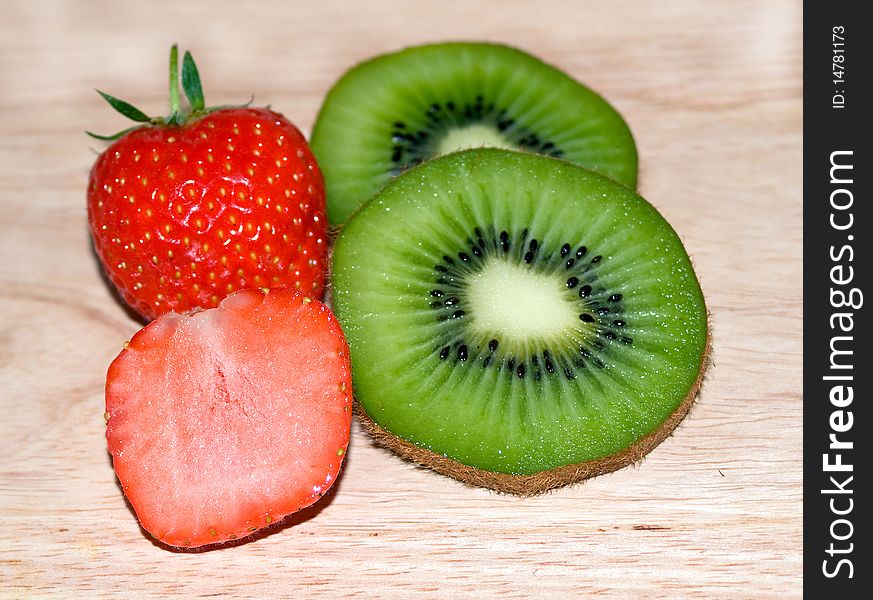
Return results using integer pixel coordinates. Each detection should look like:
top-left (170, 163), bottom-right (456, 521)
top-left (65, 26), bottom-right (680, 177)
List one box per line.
top-left (106, 289), bottom-right (351, 546)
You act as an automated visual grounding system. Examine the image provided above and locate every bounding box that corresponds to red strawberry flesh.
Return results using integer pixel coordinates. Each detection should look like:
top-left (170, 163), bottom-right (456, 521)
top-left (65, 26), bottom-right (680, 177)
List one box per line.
top-left (105, 288), bottom-right (352, 548)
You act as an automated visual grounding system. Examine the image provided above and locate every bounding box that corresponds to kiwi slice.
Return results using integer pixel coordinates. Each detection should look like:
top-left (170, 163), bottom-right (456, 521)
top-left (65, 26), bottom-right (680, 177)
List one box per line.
top-left (311, 42), bottom-right (638, 225)
top-left (331, 149), bottom-right (708, 495)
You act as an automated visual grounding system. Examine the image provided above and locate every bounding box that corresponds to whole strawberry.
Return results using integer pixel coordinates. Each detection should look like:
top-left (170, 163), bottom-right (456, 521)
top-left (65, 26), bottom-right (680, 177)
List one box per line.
top-left (87, 46), bottom-right (327, 320)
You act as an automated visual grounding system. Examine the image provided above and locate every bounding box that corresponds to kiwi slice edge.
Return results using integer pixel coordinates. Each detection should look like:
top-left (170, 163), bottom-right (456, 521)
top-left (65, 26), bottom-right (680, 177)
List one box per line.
top-left (356, 338), bottom-right (708, 496)
top-left (332, 149), bottom-right (709, 494)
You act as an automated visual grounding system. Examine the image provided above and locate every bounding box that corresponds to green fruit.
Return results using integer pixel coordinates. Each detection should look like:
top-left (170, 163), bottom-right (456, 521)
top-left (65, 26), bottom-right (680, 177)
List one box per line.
top-left (311, 42), bottom-right (638, 225)
top-left (331, 149), bottom-right (708, 494)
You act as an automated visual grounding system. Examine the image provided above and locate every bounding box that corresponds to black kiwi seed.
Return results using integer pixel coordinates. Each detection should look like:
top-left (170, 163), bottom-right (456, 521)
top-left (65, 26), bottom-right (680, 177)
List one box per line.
top-left (580, 313), bottom-right (595, 323)
top-left (458, 345), bottom-right (468, 361)
top-left (566, 277), bottom-right (579, 288)
top-left (488, 339), bottom-right (498, 352)
top-left (439, 346), bottom-right (450, 359)
top-left (579, 285), bottom-right (592, 298)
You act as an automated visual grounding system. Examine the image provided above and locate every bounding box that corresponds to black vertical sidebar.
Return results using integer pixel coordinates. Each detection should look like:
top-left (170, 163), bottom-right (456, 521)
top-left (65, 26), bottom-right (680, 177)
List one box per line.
top-left (803, 1), bottom-right (870, 597)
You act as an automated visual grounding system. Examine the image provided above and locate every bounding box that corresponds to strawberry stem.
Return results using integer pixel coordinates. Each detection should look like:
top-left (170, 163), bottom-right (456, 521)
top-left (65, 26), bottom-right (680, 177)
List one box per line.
top-left (88, 45), bottom-right (251, 141)
top-left (168, 45), bottom-right (182, 125)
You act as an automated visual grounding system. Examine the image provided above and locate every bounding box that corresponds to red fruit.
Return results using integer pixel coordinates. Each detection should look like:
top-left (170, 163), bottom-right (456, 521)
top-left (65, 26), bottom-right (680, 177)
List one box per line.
top-left (105, 288), bottom-right (352, 548)
top-left (87, 47), bottom-right (327, 320)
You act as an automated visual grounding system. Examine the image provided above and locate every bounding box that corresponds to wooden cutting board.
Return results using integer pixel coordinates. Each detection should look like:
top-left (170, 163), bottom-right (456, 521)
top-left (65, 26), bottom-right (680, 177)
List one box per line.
top-left (0, 0), bottom-right (802, 597)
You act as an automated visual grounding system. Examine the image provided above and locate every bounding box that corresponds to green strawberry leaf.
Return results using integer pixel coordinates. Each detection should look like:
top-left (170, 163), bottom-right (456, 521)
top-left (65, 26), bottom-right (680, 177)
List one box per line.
top-left (96, 90), bottom-right (151, 123)
top-left (85, 125), bottom-right (147, 141)
top-left (182, 51), bottom-right (205, 113)
top-left (206, 95), bottom-right (255, 113)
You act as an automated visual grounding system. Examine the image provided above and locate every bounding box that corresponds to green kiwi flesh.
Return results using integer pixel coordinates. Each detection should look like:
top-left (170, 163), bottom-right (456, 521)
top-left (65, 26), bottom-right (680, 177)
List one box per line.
top-left (330, 150), bottom-right (708, 494)
top-left (311, 42), bottom-right (638, 225)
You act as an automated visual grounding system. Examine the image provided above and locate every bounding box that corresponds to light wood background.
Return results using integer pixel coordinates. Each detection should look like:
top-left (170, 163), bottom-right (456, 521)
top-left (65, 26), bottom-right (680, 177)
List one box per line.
top-left (0, 0), bottom-right (802, 597)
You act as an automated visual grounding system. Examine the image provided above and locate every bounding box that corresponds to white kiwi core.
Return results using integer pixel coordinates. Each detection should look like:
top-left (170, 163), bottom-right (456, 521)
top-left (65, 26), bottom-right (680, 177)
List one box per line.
top-left (465, 258), bottom-right (579, 345)
top-left (436, 124), bottom-right (517, 155)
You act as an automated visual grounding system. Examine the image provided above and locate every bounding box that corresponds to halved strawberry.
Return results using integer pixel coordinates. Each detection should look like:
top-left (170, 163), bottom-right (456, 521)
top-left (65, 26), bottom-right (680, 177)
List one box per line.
top-left (105, 288), bottom-right (352, 548)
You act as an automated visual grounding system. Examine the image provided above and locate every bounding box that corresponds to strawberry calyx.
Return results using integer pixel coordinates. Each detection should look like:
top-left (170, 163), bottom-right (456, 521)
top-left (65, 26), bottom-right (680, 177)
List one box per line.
top-left (87, 45), bottom-right (249, 141)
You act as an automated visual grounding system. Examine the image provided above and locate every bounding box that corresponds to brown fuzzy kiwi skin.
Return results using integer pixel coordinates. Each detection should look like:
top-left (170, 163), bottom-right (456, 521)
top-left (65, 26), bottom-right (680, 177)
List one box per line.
top-left (354, 325), bottom-right (711, 496)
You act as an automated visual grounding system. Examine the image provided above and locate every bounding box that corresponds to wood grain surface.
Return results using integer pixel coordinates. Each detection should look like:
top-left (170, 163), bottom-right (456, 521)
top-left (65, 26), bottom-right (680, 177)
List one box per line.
top-left (0, 0), bottom-right (802, 597)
